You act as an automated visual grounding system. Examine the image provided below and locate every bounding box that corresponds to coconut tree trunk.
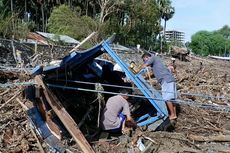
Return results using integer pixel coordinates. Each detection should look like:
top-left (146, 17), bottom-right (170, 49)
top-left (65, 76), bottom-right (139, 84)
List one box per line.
top-left (11, 0), bottom-right (15, 35)
top-left (41, 4), bottom-right (45, 32)
top-left (163, 18), bottom-right (167, 53)
top-left (85, 0), bottom-right (88, 16)
top-left (163, 18), bottom-right (167, 41)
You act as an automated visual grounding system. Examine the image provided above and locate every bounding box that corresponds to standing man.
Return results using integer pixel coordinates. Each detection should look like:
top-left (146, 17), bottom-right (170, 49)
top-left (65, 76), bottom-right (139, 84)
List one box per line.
top-left (100, 89), bottom-right (136, 134)
top-left (141, 53), bottom-right (177, 123)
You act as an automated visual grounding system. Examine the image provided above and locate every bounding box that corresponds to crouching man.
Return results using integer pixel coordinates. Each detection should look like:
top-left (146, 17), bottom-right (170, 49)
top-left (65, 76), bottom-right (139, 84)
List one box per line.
top-left (100, 89), bottom-right (136, 134)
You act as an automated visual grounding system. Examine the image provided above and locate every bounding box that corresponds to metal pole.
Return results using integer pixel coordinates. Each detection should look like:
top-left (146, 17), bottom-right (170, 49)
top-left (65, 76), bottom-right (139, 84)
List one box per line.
top-left (46, 83), bottom-right (230, 111)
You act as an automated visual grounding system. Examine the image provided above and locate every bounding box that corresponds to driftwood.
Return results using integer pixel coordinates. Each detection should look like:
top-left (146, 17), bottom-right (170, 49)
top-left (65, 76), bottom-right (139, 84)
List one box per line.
top-left (142, 135), bottom-right (157, 144)
top-left (189, 126), bottom-right (230, 135)
top-left (188, 134), bottom-right (230, 142)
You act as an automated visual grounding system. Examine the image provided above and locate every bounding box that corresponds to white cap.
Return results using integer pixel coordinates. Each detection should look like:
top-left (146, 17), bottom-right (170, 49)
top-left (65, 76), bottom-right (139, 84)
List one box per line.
top-left (171, 57), bottom-right (176, 61)
top-left (113, 63), bottom-right (123, 72)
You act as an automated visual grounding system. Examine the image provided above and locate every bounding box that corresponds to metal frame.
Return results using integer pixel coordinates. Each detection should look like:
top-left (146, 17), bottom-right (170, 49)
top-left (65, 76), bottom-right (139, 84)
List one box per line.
top-left (102, 41), bottom-right (168, 127)
top-left (33, 37), bottom-right (169, 128)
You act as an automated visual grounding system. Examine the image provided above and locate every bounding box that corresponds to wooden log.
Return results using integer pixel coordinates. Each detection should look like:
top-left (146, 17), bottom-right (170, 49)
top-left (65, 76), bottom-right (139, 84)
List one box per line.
top-left (188, 134), bottom-right (230, 142)
top-left (35, 76), bottom-right (95, 153)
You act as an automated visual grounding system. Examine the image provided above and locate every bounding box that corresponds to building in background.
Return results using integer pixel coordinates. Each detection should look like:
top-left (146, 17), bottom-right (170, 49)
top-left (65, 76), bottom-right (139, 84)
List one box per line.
top-left (164, 30), bottom-right (185, 45)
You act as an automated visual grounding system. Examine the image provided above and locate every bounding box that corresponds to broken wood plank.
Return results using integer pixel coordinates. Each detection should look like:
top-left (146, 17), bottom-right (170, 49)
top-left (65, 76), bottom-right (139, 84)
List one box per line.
top-left (69, 32), bottom-right (97, 53)
top-left (35, 75), bottom-right (95, 153)
top-left (38, 96), bottom-right (62, 140)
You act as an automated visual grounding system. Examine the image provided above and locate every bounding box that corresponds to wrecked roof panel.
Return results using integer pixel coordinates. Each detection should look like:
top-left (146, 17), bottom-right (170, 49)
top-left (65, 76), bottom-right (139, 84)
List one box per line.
top-left (32, 42), bottom-right (104, 76)
top-left (36, 31), bottom-right (80, 44)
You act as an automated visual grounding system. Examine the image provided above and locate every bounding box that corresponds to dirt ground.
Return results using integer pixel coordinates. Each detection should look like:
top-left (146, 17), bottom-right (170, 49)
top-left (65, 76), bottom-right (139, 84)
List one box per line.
top-left (0, 55), bottom-right (230, 153)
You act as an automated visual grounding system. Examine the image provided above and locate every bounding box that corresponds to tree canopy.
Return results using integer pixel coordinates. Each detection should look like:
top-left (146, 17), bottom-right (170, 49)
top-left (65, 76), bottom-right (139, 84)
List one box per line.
top-left (48, 5), bottom-right (97, 40)
top-left (0, 0), bottom-right (175, 50)
top-left (189, 25), bottom-right (230, 56)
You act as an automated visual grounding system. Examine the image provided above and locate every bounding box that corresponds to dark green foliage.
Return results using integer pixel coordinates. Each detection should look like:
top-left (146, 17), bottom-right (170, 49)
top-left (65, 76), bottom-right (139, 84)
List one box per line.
top-left (189, 26), bottom-right (230, 56)
top-left (100, 0), bottom-right (162, 49)
top-left (48, 5), bottom-right (98, 41)
top-left (0, 14), bottom-right (34, 39)
top-left (0, 0), bottom-right (175, 50)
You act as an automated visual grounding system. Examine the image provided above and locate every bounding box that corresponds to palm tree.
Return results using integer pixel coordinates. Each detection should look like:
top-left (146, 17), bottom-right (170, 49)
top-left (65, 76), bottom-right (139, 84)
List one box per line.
top-left (157, 0), bottom-right (174, 52)
top-left (161, 1), bottom-right (174, 40)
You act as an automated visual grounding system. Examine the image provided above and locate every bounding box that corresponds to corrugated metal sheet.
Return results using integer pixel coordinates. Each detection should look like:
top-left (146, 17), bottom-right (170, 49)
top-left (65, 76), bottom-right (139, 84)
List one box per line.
top-left (27, 32), bottom-right (49, 44)
top-left (36, 31), bottom-right (80, 44)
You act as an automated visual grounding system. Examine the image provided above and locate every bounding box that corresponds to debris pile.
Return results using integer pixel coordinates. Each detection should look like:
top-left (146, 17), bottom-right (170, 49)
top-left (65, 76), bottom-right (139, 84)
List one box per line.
top-left (171, 46), bottom-right (189, 61)
top-left (0, 71), bottom-right (43, 152)
top-left (0, 41), bottom-right (230, 153)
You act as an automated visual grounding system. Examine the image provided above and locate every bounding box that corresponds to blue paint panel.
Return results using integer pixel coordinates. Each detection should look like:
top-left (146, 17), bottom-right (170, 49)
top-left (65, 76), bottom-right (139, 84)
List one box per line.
top-left (27, 107), bottom-right (51, 139)
top-left (43, 65), bottom-right (60, 72)
top-left (28, 107), bottom-right (65, 152)
top-left (137, 116), bottom-right (160, 126)
top-left (58, 43), bottom-right (103, 70)
top-left (31, 65), bottom-right (43, 76)
top-left (45, 135), bottom-right (66, 153)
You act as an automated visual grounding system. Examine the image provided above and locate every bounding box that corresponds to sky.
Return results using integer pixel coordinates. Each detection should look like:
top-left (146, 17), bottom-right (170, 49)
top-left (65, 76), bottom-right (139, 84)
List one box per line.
top-left (166, 0), bottom-right (230, 42)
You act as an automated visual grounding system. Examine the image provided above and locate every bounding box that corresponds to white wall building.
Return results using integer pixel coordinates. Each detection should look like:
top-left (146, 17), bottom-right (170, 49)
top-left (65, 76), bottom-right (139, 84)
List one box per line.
top-left (164, 30), bottom-right (185, 44)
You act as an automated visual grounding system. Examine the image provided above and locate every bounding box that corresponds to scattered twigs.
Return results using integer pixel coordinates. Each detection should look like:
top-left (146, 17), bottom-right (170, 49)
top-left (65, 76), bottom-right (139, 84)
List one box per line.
top-left (0, 121), bottom-right (11, 131)
top-left (91, 137), bottom-right (118, 144)
top-left (184, 126), bottom-right (230, 135)
top-left (203, 127), bottom-right (230, 135)
top-left (0, 90), bottom-right (21, 109)
top-left (65, 149), bottom-right (74, 153)
top-left (16, 98), bottom-right (28, 111)
top-left (0, 88), bottom-right (10, 96)
top-left (30, 127), bottom-right (45, 153)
